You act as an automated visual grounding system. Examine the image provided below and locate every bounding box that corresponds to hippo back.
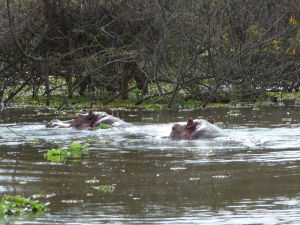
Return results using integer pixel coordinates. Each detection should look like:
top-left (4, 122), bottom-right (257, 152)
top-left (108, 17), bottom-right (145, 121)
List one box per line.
top-left (95, 114), bottom-right (131, 128)
top-left (191, 119), bottom-right (224, 139)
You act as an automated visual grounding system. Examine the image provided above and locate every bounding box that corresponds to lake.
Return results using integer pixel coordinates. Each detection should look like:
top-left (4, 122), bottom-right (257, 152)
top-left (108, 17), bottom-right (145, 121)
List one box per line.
top-left (1, 106), bottom-right (300, 224)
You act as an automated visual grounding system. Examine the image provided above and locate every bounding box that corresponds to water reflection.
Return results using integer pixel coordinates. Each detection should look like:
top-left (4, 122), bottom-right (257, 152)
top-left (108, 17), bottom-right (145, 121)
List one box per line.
top-left (1, 107), bottom-right (300, 224)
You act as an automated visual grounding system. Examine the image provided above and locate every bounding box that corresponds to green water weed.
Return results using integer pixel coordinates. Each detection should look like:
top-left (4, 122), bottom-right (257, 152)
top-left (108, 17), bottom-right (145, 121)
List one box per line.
top-left (0, 195), bottom-right (48, 218)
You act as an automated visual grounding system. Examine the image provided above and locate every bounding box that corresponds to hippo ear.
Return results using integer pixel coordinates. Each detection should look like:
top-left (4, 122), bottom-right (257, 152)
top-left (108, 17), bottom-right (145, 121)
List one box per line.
top-left (106, 109), bottom-right (113, 115)
top-left (187, 118), bottom-right (193, 126)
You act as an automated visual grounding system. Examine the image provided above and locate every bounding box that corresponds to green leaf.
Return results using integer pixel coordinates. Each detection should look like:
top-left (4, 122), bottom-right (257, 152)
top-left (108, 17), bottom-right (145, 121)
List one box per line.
top-left (0, 195), bottom-right (48, 218)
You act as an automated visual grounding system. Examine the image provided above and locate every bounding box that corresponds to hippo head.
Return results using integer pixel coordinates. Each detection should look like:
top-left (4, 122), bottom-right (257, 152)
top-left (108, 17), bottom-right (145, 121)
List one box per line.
top-left (72, 110), bottom-right (100, 129)
top-left (170, 123), bottom-right (185, 139)
top-left (206, 116), bottom-right (215, 124)
top-left (170, 119), bottom-right (197, 140)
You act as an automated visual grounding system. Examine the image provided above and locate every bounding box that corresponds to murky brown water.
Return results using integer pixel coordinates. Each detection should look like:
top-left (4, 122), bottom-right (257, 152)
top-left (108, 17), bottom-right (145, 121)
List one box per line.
top-left (1, 106), bottom-right (300, 224)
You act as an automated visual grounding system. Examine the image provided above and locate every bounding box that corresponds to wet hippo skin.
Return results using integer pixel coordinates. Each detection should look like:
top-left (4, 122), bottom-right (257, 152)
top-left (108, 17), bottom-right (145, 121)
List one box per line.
top-left (170, 118), bottom-right (223, 140)
top-left (46, 110), bottom-right (130, 129)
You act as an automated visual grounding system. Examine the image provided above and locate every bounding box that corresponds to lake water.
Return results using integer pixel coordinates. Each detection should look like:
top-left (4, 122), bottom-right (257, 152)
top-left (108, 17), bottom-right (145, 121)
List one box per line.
top-left (1, 106), bottom-right (300, 224)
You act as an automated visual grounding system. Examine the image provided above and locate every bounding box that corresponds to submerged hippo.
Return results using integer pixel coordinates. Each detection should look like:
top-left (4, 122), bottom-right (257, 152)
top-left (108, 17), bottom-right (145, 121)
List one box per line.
top-left (46, 110), bottom-right (130, 129)
top-left (170, 117), bottom-right (224, 140)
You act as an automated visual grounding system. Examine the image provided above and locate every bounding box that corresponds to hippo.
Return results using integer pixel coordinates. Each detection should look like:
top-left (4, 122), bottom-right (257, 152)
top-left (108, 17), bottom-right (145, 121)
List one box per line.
top-left (46, 110), bottom-right (130, 129)
top-left (170, 117), bottom-right (224, 140)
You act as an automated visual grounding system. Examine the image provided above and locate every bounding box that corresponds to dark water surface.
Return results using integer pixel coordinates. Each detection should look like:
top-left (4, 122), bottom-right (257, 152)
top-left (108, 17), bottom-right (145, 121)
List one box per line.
top-left (1, 106), bottom-right (300, 224)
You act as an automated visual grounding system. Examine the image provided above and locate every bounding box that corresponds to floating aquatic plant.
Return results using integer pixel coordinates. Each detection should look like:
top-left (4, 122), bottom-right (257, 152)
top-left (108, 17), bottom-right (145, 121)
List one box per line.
top-left (92, 123), bottom-right (112, 130)
top-left (85, 136), bottom-right (113, 145)
top-left (0, 195), bottom-right (48, 218)
top-left (45, 143), bottom-right (89, 163)
top-left (25, 139), bottom-right (43, 144)
top-left (93, 185), bottom-right (116, 193)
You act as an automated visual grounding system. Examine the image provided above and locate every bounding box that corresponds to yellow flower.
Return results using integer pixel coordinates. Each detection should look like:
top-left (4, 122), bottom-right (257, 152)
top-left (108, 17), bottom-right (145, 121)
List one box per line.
top-left (291, 47), bottom-right (296, 55)
top-left (289, 17), bottom-right (297, 25)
